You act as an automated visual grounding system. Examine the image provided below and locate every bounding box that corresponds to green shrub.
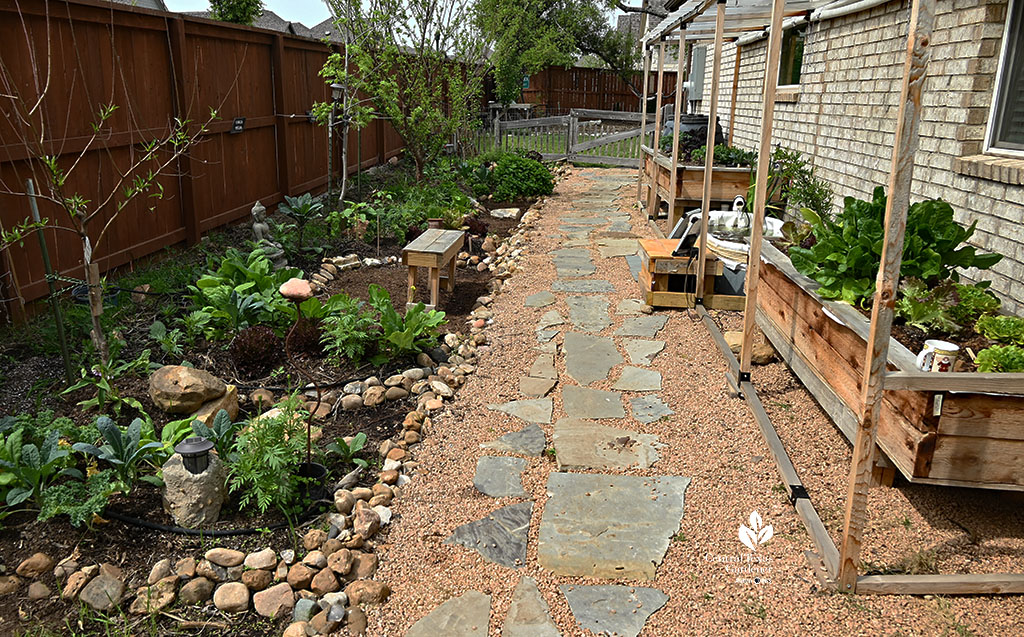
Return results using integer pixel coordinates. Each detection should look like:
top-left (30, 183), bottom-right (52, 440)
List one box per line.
top-left (790, 187), bottom-right (1002, 306)
top-left (491, 154), bottom-right (553, 202)
top-left (976, 314), bottom-right (1024, 345)
top-left (976, 345), bottom-right (1024, 372)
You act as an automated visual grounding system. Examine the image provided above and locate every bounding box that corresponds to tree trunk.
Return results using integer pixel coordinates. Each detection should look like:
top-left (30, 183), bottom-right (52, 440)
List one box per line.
top-left (338, 123), bottom-right (350, 207)
top-left (84, 256), bottom-right (109, 365)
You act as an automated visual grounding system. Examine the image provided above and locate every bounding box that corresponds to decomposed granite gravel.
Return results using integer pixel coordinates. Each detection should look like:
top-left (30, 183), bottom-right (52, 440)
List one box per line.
top-left (366, 167), bottom-right (1024, 636)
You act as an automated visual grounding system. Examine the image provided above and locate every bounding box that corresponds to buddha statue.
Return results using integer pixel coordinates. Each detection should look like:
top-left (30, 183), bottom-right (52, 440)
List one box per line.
top-left (251, 201), bottom-right (287, 269)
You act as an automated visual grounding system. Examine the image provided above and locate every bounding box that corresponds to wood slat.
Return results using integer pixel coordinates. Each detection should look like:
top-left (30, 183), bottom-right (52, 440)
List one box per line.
top-left (856, 574), bottom-right (1024, 595)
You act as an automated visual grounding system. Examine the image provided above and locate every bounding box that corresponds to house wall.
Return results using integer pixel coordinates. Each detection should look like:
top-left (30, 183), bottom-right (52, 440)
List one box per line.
top-left (694, 0), bottom-right (1024, 313)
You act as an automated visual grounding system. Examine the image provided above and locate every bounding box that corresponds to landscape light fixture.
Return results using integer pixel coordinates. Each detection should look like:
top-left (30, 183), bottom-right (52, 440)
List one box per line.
top-left (175, 437), bottom-right (215, 474)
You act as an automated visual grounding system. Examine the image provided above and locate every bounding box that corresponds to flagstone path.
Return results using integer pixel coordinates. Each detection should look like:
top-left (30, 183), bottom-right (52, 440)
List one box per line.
top-left (404, 169), bottom-right (691, 636)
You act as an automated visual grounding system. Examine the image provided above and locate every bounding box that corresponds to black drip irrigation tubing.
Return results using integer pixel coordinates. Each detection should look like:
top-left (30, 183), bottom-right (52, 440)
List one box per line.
top-left (103, 505), bottom-right (321, 537)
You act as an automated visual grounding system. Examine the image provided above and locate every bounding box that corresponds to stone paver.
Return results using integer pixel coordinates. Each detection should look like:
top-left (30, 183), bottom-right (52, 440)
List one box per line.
top-left (552, 418), bottom-right (659, 470)
top-left (561, 585), bottom-right (668, 637)
top-left (552, 280), bottom-right (614, 293)
top-left (528, 354), bottom-right (556, 379)
top-left (624, 254), bottom-right (642, 280)
top-left (615, 299), bottom-right (645, 315)
top-left (565, 296), bottom-right (611, 332)
top-left (596, 239), bottom-right (639, 258)
top-left (481, 423), bottom-right (547, 456)
top-left (524, 291), bottom-right (556, 308)
top-left (519, 376), bottom-right (556, 398)
top-left (502, 577), bottom-right (560, 637)
top-left (612, 366), bottom-right (662, 392)
top-left (406, 590), bottom-right (491, 637)
top-left (624, 339), bottom-right (665, 365)
top-left (614, 315), bottom-right (668, 338)
top-left (536, 330), bottom-right (559, 343)
top-left (445, 502), bottom-right (533, 568)
top-left (537, 473), bottom-right (691, 579)
top-left (561, 386), bottom-right (624, 420)
top-left (563, 332), bottom-right (622, 386)
top-left (487, 399), bottom-right (553, 424)
top-left (537, 311), bottom-right (564, 330)
top-left (473, 457), bottom-right (527, 498)
top-left (630, 396), bottom-right (675, 424)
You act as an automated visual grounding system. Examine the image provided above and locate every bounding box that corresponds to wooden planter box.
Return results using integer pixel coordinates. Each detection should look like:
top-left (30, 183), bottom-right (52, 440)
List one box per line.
top-left (757, 242), bottom-right (1024, 491)
top-left (643, 147), bottom-right (751, 210)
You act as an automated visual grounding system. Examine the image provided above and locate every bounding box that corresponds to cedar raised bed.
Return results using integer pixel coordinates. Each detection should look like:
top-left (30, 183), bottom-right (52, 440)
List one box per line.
top-left (757, 242), bottom-right (1024, 491)
top-left (642, 146), bottom-right (751, 211)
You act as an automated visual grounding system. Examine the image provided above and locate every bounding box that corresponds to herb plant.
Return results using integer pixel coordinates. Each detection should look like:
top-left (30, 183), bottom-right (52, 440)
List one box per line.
top-left (62, 350), bottom-right (151, 416)
top-left (975, 345), bottom-right (1024, 373)
top-left (490, 154), bottom-right (554, 202)
top-left (321, 294), bottom-right (379, 362)
top-left (72, 417), bottom-right (164, 493)
top-left (39, 470), bottom-right (117, 528)
top-left (691, 144), bottom-right (756, 167)
top-left (149, 320), bottom-right (184, 358)
top-left (277, 192), bottom-right (325, 253)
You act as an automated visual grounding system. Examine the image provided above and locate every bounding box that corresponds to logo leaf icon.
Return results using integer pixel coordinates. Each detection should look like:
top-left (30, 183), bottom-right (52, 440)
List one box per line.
top-left (749, 511), bottom-right (762, 531)
top-left (739, 524), bottom-right (758, 551)
top-left (757, 524), bottom-right (774, 544)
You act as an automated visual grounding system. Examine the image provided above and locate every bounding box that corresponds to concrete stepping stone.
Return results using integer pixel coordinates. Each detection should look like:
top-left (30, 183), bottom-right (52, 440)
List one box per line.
top-left (624, 339), bottom-right (665, 365)
top-left (406, 590), bottom-right (491, 637)
top-left (564, 332), bottom-right (623, 386)
top-left (596, 239), bottom-right (638, 258)
top-left (524, 291), bottom-right (556, 308)
top-left (536, 330), bottom-right (559, 343)
top-left (502, 577), bottom-right (560, 637)
top-left (614, 315), bottom-right (668, 338)
top-left (552, 280), bottom-right (614, 293)
top-left (488, 399), bottom-right (553, 424)
top-left (552, 418), bottom-right (659, 470)
top-left (630, 396), bottom-right (674, 424)
top-left (624, 254), bottom-right (642, 280)
top-left (520, 376), bottom-right (556, 397)
top-left (444, 501), bottom-right (533, 568)
top-left (615, 299), bottom-right (645, 315)
top-left (565, 296), bottom-right (611, 332)
top-left (612, 366), bottom-right (662, 392)
top-left (537, 311), bottom-right (564, 330)
top-left (561, 585), bottom-right (669, 637)
top-left (481, 423), bottom-right (547, 456)
top-left (473, 457), bottom-right (527, 498)
top-left (562, 386), bottom-right (624, 419)
top-left (538, 473), bottom-right (691, 579)
top-left (529, 354), bottom-right (556, 379)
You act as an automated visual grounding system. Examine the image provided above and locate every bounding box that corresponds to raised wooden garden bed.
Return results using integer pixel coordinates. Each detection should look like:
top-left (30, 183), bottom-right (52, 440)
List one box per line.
top-left (642, 146), bottom-right (751, 212)
top-left (757, 242), bottom-right (1024, 491)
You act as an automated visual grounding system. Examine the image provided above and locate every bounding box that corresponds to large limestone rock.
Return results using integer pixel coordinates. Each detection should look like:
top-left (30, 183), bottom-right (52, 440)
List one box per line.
top-left (161, 453), bottom-right (227, 528)
top-left (190, 385), bottom-right (239, 425)
top-left (149, 366), bottom-right (226, 414)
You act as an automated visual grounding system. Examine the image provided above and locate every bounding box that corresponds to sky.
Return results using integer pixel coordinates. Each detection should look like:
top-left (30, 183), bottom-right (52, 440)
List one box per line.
top-left (165, 1), bottom-right (333, 27)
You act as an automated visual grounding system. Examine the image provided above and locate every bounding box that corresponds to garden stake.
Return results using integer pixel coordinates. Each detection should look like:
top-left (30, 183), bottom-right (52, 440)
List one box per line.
top-left (285, 298), bottom-right (322, 465)
top-left (27, 178), bottom-right (74, 383)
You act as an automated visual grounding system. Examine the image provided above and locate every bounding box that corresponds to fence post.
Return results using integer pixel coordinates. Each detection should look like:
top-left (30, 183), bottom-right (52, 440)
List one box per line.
top-left (493, 114), bottom-right (501, 152)
top-left (566, 111), bottom-right (577, 161)
top-left (271, 35), bottom-right (292, 198)
top-left (167, 17), bottom-right (201, 245)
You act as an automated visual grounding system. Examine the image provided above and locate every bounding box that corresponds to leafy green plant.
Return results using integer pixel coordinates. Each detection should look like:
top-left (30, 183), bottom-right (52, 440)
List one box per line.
top-left (192, 409), bottom-right (242, 463)
top-left (490, 154), bottom-right (554, 202)
top-left (158, 417), bottom-right (196, 459)
top-left (178, 310), bottom-right (212, 346)
top-left (976, 315), bottom-right (1024, 346)
top-left (790, 187), bottom-right (1002, 306)
top-left (327, 201), bottom-right (373, 237)
top-left (691, 144), bottom-right (756, 167)
top-left (149, 320), bottom-right (183, 358)
top-left (321, 293), bottom-right (379, 362)
top-left (949, 282), bottom-right (1001, 326)
top-left (229, 395), bottom-right (308, 514)
top-left (0, 428), bottom-right (80, 507)
top-left (895, 279), bottom-right (960, 334)
top-left (324, 432), bottom-right (368, 469)
top-left (72, 417), bottom-right (163, 493)
top-left (976, 345), bottom-right (1024, 372)
top-left (368, 284), bottom-right (445, 363)
top-left (277, 193), bottom-right (325, 253)
top-left (39, 469), bottom-right (117, 528)
top-left (61, 350), bottom-right (151, 416)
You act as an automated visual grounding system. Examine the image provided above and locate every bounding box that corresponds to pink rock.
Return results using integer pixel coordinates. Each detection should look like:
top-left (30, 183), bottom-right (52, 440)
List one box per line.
top-left (353, 507), bottom-right (381, 539)
top-left (252, 581), bottom-right (295, 618)
top-left (279, 278), bottom-right (313, 302)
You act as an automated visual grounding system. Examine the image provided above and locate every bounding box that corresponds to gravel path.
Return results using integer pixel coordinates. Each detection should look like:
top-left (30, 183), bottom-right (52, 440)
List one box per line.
top-left (367, 167), bottom-right (1024, 636)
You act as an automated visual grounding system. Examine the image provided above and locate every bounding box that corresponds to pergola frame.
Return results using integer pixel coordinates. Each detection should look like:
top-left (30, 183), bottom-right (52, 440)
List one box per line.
top-left (638, 0), bottom-right (1024, 595)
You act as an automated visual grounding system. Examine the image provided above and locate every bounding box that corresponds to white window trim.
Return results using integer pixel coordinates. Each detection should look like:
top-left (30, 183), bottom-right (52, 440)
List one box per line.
top-left (985, 0), bottom-right (1024, 159)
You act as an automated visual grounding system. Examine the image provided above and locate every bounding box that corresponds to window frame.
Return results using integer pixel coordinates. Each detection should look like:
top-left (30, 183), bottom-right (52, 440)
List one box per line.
top-left (777, 24), bottom-right (806, 89)
top-left (985, 0), bottom-right (1024, 158)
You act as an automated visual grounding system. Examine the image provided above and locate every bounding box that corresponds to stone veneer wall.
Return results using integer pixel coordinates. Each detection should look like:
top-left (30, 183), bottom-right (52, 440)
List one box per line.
top-left (693, 0), bottom-right (1024, 312)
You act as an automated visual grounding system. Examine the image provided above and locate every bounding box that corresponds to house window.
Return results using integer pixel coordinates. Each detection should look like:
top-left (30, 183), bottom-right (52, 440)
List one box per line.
top-left (778, 26), bottom-right (805, 86)
top-left (988, 0), bottom-right (1024, 154)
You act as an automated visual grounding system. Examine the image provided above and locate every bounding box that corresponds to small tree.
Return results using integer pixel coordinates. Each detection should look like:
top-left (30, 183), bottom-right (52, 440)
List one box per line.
top-left (321, 0), bottom-right (488, 179)
top-left (209, 0), bottom-right (264, 26)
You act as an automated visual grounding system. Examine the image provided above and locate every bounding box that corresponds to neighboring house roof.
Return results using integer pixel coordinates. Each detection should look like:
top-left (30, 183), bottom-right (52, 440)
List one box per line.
top-left (310, 17), bottom-right (344, 43)
top-left (109, 0), bottom-right (169, 10)
top-left (184, 9), bottom-right (314, 38)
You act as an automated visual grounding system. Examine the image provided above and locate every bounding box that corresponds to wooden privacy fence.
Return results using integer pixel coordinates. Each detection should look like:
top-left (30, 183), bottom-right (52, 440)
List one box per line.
top-left (522, 66), bottom-right (677, 115)
top-left (489, 109), bottom-right (657, 168)
top-left (0, 0), bottom-right (405, 310)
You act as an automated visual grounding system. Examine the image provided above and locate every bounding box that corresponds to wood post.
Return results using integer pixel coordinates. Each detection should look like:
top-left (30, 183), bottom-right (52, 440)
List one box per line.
top-left (637, 48), bottom-right (652, 203)
top-left (737, 0), bottom-right (786, 375)
top-left (167, 17), bottom-right (201, 245)
top-left (728, 45), bottom-right (742, 146)
top-left (696, 1), bottom-right (727, 299)
top-left (837, 0), bottom-right (936, 593)
top-left (647, 43), bottom-right (667, 217)
top-left (271, 35), bottom-right (292, 198)
top-left (667, 36), bottom-right (687, 229)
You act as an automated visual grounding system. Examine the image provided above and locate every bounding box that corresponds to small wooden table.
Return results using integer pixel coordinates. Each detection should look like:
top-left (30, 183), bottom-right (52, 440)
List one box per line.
top-left (638, 238), bottom-right (744, 310)
top-left (402, 229), bottom-right (465, 310)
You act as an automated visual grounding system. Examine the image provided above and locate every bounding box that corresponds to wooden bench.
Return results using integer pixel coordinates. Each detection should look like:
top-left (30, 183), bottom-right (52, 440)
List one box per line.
top-left (402, 229), bottom-right (466, 311)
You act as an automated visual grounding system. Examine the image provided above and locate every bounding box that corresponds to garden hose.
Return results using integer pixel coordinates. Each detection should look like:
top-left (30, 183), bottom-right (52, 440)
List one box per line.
top-left (102, 503), bottom-right (322, 537)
